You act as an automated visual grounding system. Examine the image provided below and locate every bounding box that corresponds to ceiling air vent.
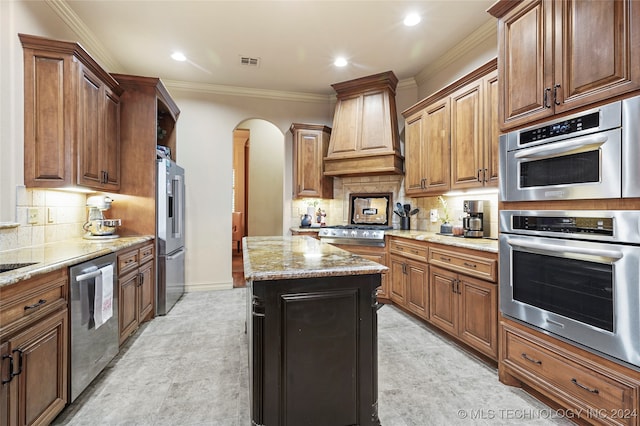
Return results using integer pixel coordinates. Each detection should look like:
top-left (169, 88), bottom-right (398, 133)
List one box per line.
top-left (240, 56), bottom-right (260, 67)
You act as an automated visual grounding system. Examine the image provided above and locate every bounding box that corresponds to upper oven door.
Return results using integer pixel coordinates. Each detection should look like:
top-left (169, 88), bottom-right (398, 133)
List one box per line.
top-left (502, 127), bottom-right (621, 201)
top-left (499, 233), bottom-right (640, 367)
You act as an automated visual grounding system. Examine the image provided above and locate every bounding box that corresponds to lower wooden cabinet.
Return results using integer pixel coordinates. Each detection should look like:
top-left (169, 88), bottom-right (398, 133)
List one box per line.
top-left (429, 266), bottom-right (497, 359)
top-left (389, 254), bottom-right (428, 319)
top-left (117, 241), bottom-right (155, 345)
top-left (0, 269), bottom-right (69, 426)
top-left (500, 318), bottom-right (640, 426)
top-left (327, 243), bottom-right (389, 301)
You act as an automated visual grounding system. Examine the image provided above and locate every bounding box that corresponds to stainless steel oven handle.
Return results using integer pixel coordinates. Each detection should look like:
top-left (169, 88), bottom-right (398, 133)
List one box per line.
top-left (514, 134), bottom-right (607, 160)
top-left (506, 239), bottom-right (623, 262)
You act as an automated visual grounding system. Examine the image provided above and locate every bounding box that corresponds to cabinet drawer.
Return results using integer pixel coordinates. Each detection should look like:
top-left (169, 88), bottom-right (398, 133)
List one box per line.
top-left (0, 269), bottom-right (68, 337)
top-left (118, 249), bottom-right (139, 275)
top-left (428, 247), bottom-right (496, 282)
top-left (503, 326), bottom-right (639, 424)
top-left (389, 239), bottom-right (428, 262)
top-left (138, 243), bottom-right (154, 265)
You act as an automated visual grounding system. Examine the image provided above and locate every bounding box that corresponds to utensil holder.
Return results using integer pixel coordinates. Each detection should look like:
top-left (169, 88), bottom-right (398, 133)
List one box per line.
top-left (400, 216), bottom-right (410, 230)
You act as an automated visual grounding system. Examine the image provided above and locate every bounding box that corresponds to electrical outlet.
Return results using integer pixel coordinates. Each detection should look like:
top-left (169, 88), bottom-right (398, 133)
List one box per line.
top-left (28, 207), bottom-right (39, 224)
top-left (430, 209), bottom-right (439, 223)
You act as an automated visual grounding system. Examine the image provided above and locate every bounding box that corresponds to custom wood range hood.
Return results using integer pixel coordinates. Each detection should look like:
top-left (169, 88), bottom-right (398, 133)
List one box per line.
top-left (324, 71), bottom-right (404, 177)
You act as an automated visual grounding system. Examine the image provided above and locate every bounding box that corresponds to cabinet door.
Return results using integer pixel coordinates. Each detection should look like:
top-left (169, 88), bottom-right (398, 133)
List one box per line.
top-left (78, 65), bottom-right (104, 188)
top-left (293, 129), bottom-right (327, 198)
top-left (423, 98), bottom-right (451, 193)
top-left (1, 342), bottom-right (9, 426)
top-left (484, 71), bottom-right (500, 187)
top-left (451, 81), bottom-right (483, 189)
top-left (405, 260), bottom-right (428, 319)
top-left (404, 113), bottom-right (425, 194)
top-left (429, 266), bottom-right (457, 335)
top-left (458, 275), bottom-right (498, 358)
top-left (138, 261), bottom-right (155, 323)
top-left (554, 0), bottom-right (640, 113)
top-left (499, 0), bottom-right (554, 129)
top-left (22, 49), bottom-right (71, 187)
top-left (389, 256), bottom-right (406, 305)
top-left (7, 309), bottom-right (68, 426)
top-left (119, 271), bottom-right (138, 345)
top-left (101, 87), bottom-right (120, 190)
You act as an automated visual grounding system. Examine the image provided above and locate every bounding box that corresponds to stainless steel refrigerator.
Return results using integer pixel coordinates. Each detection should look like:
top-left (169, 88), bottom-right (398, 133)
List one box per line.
top-left (157, 158), bottom-right (185, 315)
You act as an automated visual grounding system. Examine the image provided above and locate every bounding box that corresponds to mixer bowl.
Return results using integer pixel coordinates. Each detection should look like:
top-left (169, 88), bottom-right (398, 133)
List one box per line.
top-left (83, 219), bottom-right (122, 236)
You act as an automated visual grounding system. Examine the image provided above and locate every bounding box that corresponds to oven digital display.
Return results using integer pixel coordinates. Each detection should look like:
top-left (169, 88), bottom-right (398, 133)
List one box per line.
top-left (512, 215), bottom-right (613, 236)
top-left (519, 111), bottom-right (600, 145)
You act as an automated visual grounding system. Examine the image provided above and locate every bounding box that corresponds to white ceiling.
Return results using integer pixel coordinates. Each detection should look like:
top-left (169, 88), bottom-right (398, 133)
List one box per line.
top-left (61, 0), bottom-right (496, 95)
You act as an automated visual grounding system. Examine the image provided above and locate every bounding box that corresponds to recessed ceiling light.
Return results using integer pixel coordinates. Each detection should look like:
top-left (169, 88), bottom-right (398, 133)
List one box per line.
top-left (404, 13), bottom-right (421, 27)
top-left (171, 52), bottom-right (186, 62)
top-left (334, 57), bottom-right (348, 67)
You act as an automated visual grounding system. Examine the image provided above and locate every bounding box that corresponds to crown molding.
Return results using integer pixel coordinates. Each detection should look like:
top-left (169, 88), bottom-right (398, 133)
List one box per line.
top-left (163, 79), bottom-right (333, 103)
top-left (44, 0), bottom-right (123, 72)
top-left (415, 19), bottom-right (497, 87)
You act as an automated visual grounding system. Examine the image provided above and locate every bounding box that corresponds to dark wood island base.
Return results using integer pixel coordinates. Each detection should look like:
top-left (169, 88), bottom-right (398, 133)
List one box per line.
top-left (243, 236), bottom-right (386, 426)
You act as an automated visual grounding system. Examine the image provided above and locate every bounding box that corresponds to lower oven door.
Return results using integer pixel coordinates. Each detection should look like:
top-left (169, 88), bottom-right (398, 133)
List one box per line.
top-left (499, 233), bottom-right (640, 368)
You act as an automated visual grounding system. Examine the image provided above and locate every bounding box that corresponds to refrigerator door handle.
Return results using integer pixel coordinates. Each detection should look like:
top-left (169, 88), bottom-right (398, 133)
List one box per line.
top-left (172, 174), bottom-right (183, 238)
top-left (167, 248), bottom-right (185, 261)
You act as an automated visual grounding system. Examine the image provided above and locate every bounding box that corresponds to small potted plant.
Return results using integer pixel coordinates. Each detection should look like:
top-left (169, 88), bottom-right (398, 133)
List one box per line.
top-left (438, 196), bottom-right (453, 234)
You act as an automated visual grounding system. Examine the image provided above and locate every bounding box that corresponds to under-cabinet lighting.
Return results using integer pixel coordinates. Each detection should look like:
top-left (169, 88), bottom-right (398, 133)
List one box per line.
top-left (444, 188), bottom-right (499, 197)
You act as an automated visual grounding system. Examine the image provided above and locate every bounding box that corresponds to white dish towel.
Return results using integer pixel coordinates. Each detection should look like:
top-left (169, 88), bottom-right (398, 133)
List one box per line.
top-left (94, 264), bottom-right (114, 329)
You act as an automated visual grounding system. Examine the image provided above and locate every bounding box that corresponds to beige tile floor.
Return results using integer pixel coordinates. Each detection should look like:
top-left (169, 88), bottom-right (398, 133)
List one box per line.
top-left (53, 288), bottom-right (572, 425)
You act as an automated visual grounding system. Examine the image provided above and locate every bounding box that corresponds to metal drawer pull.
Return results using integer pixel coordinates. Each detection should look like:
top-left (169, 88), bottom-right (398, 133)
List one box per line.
top-left (463, 262), bottom-right (476, 268)
top-left (521, 353), bottom-right (542, 365)
top-left (571, 378), bottom-right (599, 394)
top-left (440, 256), bottom-right (451, 262)
top-left (24, 299), bottom-right (47, 311)
top-left (11, 349), bottom-right (23, 378)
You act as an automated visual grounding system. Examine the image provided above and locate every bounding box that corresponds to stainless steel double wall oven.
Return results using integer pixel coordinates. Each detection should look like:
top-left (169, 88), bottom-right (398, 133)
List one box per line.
top-left (499, 95), bottom-right (640, 369)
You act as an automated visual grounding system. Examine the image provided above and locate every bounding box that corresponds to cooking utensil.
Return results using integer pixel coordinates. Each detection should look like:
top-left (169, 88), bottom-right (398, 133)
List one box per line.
top-left (403, 204), bottom-right (411, 215)
top-left (396, 202), bottom-right (404, 213)
top-left (393, 210), bottom-right (404, 217)
top-left (409, 208), bottom-right (419, 216)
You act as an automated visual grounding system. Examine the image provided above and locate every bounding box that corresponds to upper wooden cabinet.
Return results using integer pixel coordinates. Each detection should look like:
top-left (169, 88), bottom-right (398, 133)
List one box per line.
top-left (108, 74), bottom-right (180, 236)
top-left (289, 123), bottom-right (333, 199)
top-left (20, 34), bottom-right (123, 191)
top-left (490, 0), bottom-right (640, 130)
top-left (451, 70), bottom-right (500, 190)
top-left (324, 71), bottom-right (404, 177)
top-left (403, 60), bottom-right (497, 196)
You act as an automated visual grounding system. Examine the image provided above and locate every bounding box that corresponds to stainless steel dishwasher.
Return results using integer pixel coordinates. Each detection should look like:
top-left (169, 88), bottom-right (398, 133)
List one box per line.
top-left (69, 252), bottom-right (118, 402)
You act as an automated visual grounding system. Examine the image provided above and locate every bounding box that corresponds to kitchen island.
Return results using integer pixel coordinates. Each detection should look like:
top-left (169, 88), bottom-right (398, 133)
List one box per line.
top-left (243, 236), bottom-right (386, 426)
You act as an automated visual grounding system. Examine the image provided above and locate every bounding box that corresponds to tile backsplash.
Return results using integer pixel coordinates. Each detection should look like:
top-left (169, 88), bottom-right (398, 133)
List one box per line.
top-left (0, 186), bottom-right (87, 251)
top-left (290, 176), bottom-right (499, 239)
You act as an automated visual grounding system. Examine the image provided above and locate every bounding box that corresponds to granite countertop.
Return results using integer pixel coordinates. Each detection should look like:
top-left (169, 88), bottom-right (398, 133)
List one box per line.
top-left (0, 236), bottom-right (153, 287)
top-left (243, 235), bottom-right (387, 281)
top-left (386, 230), bottom-right (499, 253)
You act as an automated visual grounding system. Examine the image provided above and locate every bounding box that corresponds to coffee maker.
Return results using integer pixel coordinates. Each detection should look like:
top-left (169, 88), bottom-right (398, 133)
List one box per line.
top-left (462, 200), bottom-right (490, 238)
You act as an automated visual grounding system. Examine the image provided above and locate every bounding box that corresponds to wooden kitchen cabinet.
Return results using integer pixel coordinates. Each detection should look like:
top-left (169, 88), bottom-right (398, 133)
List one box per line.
top-left (404, 98), bottom-right (451, 195)
top-left (429, 266), bottom-right (497, 359)
top-left (0, 269), bottom-right (69, 426)
top-left (108, 74), bottom-right (179, 237)
top-left (388, 238), bottom-right (429, 319)
top-left (117, 241), bottom-right (155, 345)
top-left (20, 34), bottom-right (122, 191)
top-left (450, 70), bottom-right (500, 189)
top-left (500, 318), bottom-right (640, 426)
top-left (403, 60), bottom-right (497, 196)
top-left (491, 0), bottom-right (640, 130)
top-left (290, 123), bottom-right (333, 199)
top-left (328, 243), bottom-right (388, 300)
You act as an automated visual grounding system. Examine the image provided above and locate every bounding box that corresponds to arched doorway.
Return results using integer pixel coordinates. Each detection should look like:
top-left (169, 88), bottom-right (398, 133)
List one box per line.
top-left (232, 119), bottom-right (285, 287)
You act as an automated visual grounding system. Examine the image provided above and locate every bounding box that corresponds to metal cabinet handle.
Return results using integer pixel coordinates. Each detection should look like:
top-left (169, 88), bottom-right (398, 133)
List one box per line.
top-left (477, 169), bottom-right (482, 183)
top-left (553, 84), bottom-right (561, 106)
top-left (521, 353), bottom-right (542, 365)
top-left (571, 378), bottom-right (599, 394)
top-left (544, 87), bottom-right (551, 108)
top-left (483, 168), bottom-right (488, 183)
top-left (24, 299), bottom-right (47, 311)
top-left (440, 256), bottom-right (451, 262)
top-left (463, 262), bottom-right (477, 269)
top-left (1, 354), bottom-right (13, 385)
top-left (11, 349), bottom-right (23, 379)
